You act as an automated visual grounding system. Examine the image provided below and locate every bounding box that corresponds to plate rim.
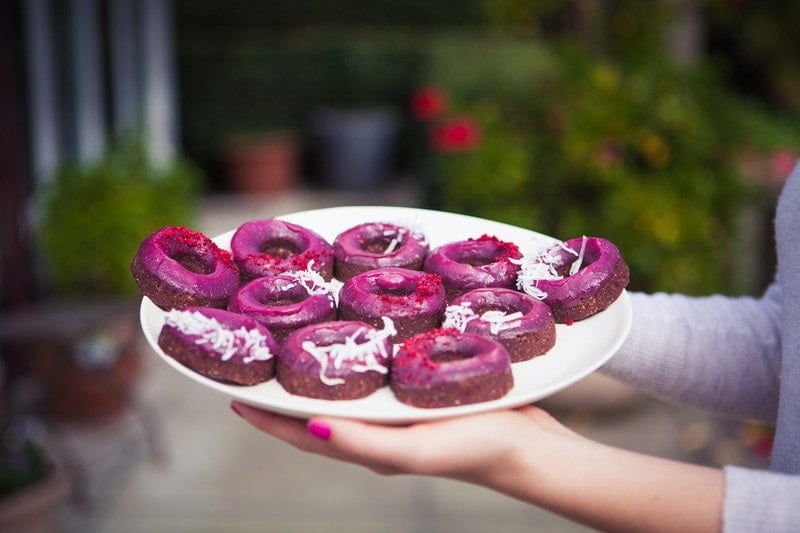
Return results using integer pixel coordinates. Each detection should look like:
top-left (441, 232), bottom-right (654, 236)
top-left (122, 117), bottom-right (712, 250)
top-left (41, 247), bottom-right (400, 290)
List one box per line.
top-left (139, 205), bottom-right (632, 424)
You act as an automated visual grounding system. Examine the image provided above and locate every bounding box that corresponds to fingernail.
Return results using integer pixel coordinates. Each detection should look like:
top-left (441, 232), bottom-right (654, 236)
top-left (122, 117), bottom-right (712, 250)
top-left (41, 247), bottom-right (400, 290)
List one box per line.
top-left (230, 402), bottom-right (244, 418)
top-left (307, 421), bottom-right (332, 441)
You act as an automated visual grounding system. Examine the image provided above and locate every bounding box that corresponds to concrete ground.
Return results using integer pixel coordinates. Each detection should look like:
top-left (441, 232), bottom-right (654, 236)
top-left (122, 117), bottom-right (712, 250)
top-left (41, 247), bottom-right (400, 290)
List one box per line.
top-left (54, 182), bottom-right (767, 532)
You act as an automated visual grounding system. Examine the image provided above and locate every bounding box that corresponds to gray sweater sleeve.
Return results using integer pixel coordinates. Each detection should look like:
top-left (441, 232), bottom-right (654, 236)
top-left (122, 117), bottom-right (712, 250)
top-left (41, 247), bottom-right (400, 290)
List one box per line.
top-left (599, 285), bottom-right (783, 422)
top-left (599, 284), bottom-right (800, 531)
top-left (723, 466), bottom-right (800, 532)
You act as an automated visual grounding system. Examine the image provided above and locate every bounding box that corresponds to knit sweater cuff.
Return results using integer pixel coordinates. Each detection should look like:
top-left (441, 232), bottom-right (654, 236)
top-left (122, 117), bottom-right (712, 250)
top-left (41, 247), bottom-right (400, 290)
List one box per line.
top-left (724, 466), bottom-right (800, 532)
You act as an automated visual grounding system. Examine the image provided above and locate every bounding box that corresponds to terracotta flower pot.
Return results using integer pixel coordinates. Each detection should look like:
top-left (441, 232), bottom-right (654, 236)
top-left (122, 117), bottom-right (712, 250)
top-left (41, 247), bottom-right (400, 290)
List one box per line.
top-left (2, 300), bottom-right (142, 422)
top-left (222, 132), bottom-right (299, 193)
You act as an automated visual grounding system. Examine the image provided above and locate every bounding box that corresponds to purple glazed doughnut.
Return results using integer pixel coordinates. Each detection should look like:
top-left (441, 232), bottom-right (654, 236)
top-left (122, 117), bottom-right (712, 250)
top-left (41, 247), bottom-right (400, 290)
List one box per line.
top-left (230, 218), bottom-right (335, 281)
top-left (158, 307), bottom-right (278, 385)
top-left (228, 269), bottom-right (336, 342)
top-left (423, 235), bottom-right (522, 302)
top-left (516, 236), bottom-right (629, 323)
top-left (277, 319), bottom-right (395, 400)
top-left (333, 222), bottom-right (429, 282)
top-left (390, 328), bottom-right (513, 408)
top-left (338, 267), bottom-right (446, 342)
top-left (444, 287), bottom-right (556, 362)
top-left (130, 226), bottom-right (240, 310)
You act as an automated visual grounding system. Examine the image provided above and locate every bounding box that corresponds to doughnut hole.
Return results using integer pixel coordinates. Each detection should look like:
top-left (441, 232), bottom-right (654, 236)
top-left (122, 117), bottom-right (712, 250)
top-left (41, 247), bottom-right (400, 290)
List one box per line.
top-left (260, 237), bottom-right (305, 259)
top-left (427, 346), bottom-right (475, 363)
top-left (446, 243), bottom-right (506, 267)
top-left (169, 248), bottom-right (215, 275)
top-left (362, 235), bottom-right (399, 254)
top-left (261, 284), bottom-right (309, 307)
top-left (471, 300), bottom-right (520, 316)
top-left (556, 241), bottom-right (602, 277)
top-left (372, 270), bottom-right (416, 297)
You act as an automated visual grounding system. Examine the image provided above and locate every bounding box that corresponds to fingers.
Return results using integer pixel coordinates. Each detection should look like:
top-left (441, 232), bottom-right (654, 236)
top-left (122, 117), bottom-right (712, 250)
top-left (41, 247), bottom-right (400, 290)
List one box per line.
top-left (230, 400), bottom-right (577, 481)
top-left (230, 401), bottom-right (309, 449)
top-left (229, 401), bottom-right (406, 473)
top-left (230, 400), bottom-right (434, 474)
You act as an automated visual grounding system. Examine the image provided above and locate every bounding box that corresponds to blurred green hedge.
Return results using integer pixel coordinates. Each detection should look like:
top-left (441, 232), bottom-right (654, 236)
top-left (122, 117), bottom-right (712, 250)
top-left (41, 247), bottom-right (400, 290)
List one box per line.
top-left (422, 39), bottom-right (749, 295)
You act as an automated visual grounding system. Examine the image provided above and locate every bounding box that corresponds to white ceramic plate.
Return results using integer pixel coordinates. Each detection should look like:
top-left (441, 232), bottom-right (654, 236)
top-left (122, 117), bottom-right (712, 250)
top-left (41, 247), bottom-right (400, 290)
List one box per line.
top-left (139, 205), bottom-right (632, 424)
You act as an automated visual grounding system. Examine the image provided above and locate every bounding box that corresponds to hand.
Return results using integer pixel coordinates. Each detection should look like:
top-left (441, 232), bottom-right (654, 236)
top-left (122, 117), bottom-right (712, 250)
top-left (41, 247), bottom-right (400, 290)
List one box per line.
top-left (231, 400), bottom-right (723, 532)
top-left (230, 401), bottom-right (579, 484)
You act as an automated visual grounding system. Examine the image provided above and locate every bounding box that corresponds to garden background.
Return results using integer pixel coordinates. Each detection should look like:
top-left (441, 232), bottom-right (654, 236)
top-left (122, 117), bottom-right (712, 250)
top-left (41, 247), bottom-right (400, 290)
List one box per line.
top-left (176, 0), bottom-right (800, 297)
top-left (2, 2), bottom-right (800, 530)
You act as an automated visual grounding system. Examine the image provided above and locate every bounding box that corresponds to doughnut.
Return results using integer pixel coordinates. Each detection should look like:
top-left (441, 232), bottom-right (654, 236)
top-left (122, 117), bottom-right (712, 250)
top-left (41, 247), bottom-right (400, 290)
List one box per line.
top-left (130, 226), bottom-right (240, 310)
top-left (277, 319), bottom-right (395, 400)
top-left (338, 267), bottom-right (446, 342)
top-left (333, 221), bottom-right (429, 282)
top-left (390, 328), bottom-right (513, 408)
top-left (443, 287), bottom-right (556, 362)
top-left (423, 235), bottom-right (522, 301)
top-left (230, 218), bottom-right (335, 281)
top-left (227, 268), bottom-right (336, 342)
top-left (158, 307), bottom-right (278, 385)
top-left (516, 236), bottom-right (629, 323)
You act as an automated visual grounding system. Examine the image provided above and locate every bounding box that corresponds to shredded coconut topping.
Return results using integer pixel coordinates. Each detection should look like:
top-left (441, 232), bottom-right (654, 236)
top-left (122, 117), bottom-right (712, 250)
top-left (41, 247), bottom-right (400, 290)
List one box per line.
top-left (443, 302), bottom-right (523, 334)
top-left (515, 236), bottom-right (586, 300)
top-left (387, 219), bottom-right (428, 248)
top-left (290, 260), bottom-right (333, 296)
top-left (442, 302), bottom-right (479, 332)
top-left (301, 317), bottom-right (396, 386)
top-left (568, 236), bottom-right (588, 276)
top-left (381, 227), bottom-right (404, 254)
top-left (480, 310), bottom-right (524, 334)
top-left (164, 309), bottom-right (274, 363)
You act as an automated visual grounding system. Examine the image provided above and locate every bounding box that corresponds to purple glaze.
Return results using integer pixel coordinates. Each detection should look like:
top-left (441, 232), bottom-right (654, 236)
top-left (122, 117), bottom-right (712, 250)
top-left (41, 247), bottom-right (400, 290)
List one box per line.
top-left (423, 235), bottom-right (522, 300)
top-left (447, 287), bottom-right (554, 342)
top-left (526, 237), bottom-right (627, 314)
top-left (230, 218), bottom-right (335, 281)
top-left (390, 329), bottom-right (513, 408)
top-left (228, 272), bottom-right (336, 340)
top-left (333, 222), bottom-right (429, 279)
top-left (279, 320), bottom-right (393, 384)
top-left (338, 267), bottom-right (445, 319)
top-left (159, 307), bottom-right (278, 365)
top-left (132, 226), bottom-right (239, 309)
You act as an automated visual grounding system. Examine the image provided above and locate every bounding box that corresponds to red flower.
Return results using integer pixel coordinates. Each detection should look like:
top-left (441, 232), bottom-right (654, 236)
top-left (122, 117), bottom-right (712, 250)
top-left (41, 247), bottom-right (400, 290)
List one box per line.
top-left (769, 148), bottom-right (798, 181)
top-left (429, 116), bottom-right (482, 153)
top-left (410, 86), bottom-right (448, 121)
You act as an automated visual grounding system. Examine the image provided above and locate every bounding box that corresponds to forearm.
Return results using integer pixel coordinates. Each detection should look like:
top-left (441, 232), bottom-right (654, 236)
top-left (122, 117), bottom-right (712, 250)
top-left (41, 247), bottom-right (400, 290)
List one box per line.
top-left (233, 403), bottom-right (724, 532)
top-left (486, 429), bottom-right (723, 532)
top-left (601, 289), bottom-right (782, 422)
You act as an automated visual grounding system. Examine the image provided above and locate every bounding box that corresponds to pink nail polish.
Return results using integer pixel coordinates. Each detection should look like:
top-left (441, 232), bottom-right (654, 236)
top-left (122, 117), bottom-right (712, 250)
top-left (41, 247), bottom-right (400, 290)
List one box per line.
top-left (307, 421), bottom-right (332, 441)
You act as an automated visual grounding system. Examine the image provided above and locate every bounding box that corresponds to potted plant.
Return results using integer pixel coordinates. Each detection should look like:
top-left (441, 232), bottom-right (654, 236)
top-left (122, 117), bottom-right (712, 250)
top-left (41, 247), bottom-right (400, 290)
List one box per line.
top-left (0, 422), bottom-right (69, 531)
top-left (26, 137), bottom-right (200, 420)
top-left (306, 37), bottom-right (402, 190)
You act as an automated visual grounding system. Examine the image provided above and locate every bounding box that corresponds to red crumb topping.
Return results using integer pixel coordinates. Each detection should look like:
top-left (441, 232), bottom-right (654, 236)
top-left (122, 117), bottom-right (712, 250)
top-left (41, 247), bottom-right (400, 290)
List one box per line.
top-left (376, 273), bottom-right (442, 308)
top-left (415, 273), bottom-right (443, 298)
top-left (400, 328), bottom-right (450, 371)
top-left (248, 249), bottom-right (332, 272)
top-left (156, 226), bottom-right (238, 272)
top-left (157, 226), bottom-right (207, 249)
top-left (565, 319), bottom-right (574, 326)
top-left (469, 234), bottom-right (522, 260)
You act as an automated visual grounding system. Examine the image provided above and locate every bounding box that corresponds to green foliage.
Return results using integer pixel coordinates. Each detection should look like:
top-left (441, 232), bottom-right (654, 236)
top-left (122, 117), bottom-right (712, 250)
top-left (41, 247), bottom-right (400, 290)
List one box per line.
top-left (0, 427), bottom-right (50, 496)
top-left (172, 1), bottom-right (800, 295)
top-left (423, 39), bottom-right (769, 295)
top-left (37, 139), bottom-right (200, 297)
